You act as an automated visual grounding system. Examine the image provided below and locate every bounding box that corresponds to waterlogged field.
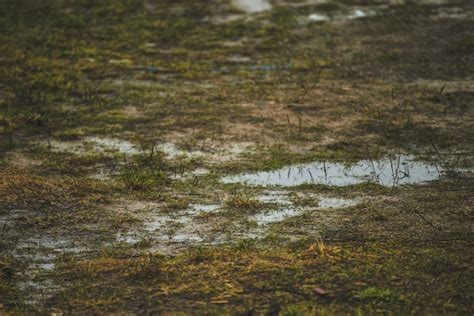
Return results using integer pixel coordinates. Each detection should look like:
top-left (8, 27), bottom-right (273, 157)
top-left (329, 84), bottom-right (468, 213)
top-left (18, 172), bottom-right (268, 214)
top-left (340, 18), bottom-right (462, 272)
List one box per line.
top-left (0, 0), bottom-right (473, 314)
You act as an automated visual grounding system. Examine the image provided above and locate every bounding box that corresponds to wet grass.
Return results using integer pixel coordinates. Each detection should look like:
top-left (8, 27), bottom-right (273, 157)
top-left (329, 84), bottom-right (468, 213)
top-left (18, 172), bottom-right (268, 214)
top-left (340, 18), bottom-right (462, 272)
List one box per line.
top-left (224, 191), bottom-right (264, 212)
top-left (49, 240), bottom-right (473, 314)
top-left (0, 0), bottom-right (473, 314)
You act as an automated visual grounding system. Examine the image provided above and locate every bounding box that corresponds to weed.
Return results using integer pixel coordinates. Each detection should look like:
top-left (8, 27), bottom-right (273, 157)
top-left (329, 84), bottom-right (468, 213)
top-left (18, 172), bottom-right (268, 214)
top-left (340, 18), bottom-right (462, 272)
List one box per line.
top-left (224, 192), bottom-right (263, 211)
top-left (119, 166), bottom-right (168, 191)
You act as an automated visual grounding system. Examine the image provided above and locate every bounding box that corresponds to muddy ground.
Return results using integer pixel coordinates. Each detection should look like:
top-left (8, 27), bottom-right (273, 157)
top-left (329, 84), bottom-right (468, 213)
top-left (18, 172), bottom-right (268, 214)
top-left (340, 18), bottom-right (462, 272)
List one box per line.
top-left (0, 0), bottom-right (473, 314)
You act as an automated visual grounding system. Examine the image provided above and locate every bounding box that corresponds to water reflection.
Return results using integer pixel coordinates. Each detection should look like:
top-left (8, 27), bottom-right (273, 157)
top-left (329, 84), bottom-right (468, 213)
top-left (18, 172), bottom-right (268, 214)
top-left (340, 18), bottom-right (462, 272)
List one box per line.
top-left (222, 155), bottom-right (442, 187)
top-left (231, 0), bottom-right (272, 13)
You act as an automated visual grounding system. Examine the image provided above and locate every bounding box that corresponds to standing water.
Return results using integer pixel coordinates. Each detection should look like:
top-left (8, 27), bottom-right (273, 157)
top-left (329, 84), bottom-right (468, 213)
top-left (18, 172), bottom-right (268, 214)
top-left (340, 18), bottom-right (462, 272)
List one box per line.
top-left (232, 0), bottom-right (272, 13)
top-left (222, 155), bottom-right (442, 187)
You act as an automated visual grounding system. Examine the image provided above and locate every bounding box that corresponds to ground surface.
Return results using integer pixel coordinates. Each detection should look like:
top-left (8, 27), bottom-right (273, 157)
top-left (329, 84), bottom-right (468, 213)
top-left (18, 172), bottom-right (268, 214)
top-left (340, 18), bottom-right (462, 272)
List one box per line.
top-left (0, 0), bottom-right (473, 314)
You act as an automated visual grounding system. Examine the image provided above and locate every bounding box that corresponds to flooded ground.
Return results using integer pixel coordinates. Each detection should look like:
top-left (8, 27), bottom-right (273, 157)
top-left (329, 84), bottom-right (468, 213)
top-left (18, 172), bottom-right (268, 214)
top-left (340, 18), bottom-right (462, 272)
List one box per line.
top-left (41, 137), bottom-right (141, 155)
top-left (1, 0), bottom-right (473, 314)
top-left (232, 0), bottom-right (272, 13)
top-left (116, 191), bottom-right (362, 252)
top-left (222, 154), bottom-right (443, 187)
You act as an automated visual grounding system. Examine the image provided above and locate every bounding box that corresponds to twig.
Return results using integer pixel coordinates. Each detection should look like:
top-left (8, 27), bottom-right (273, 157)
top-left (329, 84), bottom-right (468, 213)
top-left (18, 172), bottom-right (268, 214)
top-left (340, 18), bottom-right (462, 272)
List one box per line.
top-left (415, 211), bottom-right (439, 230)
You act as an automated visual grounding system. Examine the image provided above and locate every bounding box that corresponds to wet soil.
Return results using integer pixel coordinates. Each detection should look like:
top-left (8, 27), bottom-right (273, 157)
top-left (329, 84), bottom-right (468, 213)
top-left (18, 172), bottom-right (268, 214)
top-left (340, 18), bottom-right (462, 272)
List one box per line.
top-left (0, 0), bottom-right (473, 314)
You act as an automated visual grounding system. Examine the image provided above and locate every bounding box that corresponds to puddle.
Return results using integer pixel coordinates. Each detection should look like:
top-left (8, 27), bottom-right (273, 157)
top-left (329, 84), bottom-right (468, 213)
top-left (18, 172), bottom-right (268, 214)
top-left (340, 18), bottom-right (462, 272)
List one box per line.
top-left (4, 222), bottom-right (88, 311)
top-left (85, 137), bottom-right (141, 155)
top-left (318, 197), bottom-right (359, 209)
top-left (250, 191), bottom-right (300, 225)
top-left (252, 207), bottom-right (302, 226)
top-left (17, 278), bottom-right (62, 307)
top-left (232, 0), bottom-right (272, 13)
top-left (145, 215), bottom-right (190, 233)
top-left (117, 203), bottom-right (222, 251)
top-left (0, 209), bottom-right (30, 229)
top-left (251, 192), bottom-right (359, 227)
top-left (192, 167), bottom-right (211, 176)
top-left (10, 234), bottom-right (84, 308)
top-left (257, 191), bottom-right (293, 205)
top-left (222, 155), bottom-right (442, 187)
top-left (216, 0), bottom-right (467, 26)
top-left (143, 203), bottom-right (221, 232)
top-left (16, 235), bottom-right (78, 251)
top-left (347, 9), bottom-right (376, 20)
top-left (189, 204), bottom-right (221, 215)
top-left (308, 13), bottom-right (330, 22)
top-left (35, 263), bottom-right (55, 271)
top-left (157, 141), bottom-right (253, 162)
top-left (156, 142), bottom-right (204, 159)
top-left (308, 8), bottom-right (377, 23)
top-left (41, 137), bottom-right (141, 156)
top-left (118, 192), bottom-right (362, 252)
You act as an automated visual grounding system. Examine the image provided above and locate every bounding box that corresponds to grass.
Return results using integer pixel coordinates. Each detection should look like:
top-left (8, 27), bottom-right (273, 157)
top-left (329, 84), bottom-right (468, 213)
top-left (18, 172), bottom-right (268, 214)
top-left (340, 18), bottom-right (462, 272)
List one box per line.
top-left (224, 192), bottom-right (263, 212)
top-left (119, 166), bottom-right (168, 191)
top-left (0, 0), bottom-right (473, 314)
top-left (45, 240), bottom-right (473, 314)
top-left (0, 255), bottom-right (21, 311)
top-left (357, 287), bottom-right (398, 302)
